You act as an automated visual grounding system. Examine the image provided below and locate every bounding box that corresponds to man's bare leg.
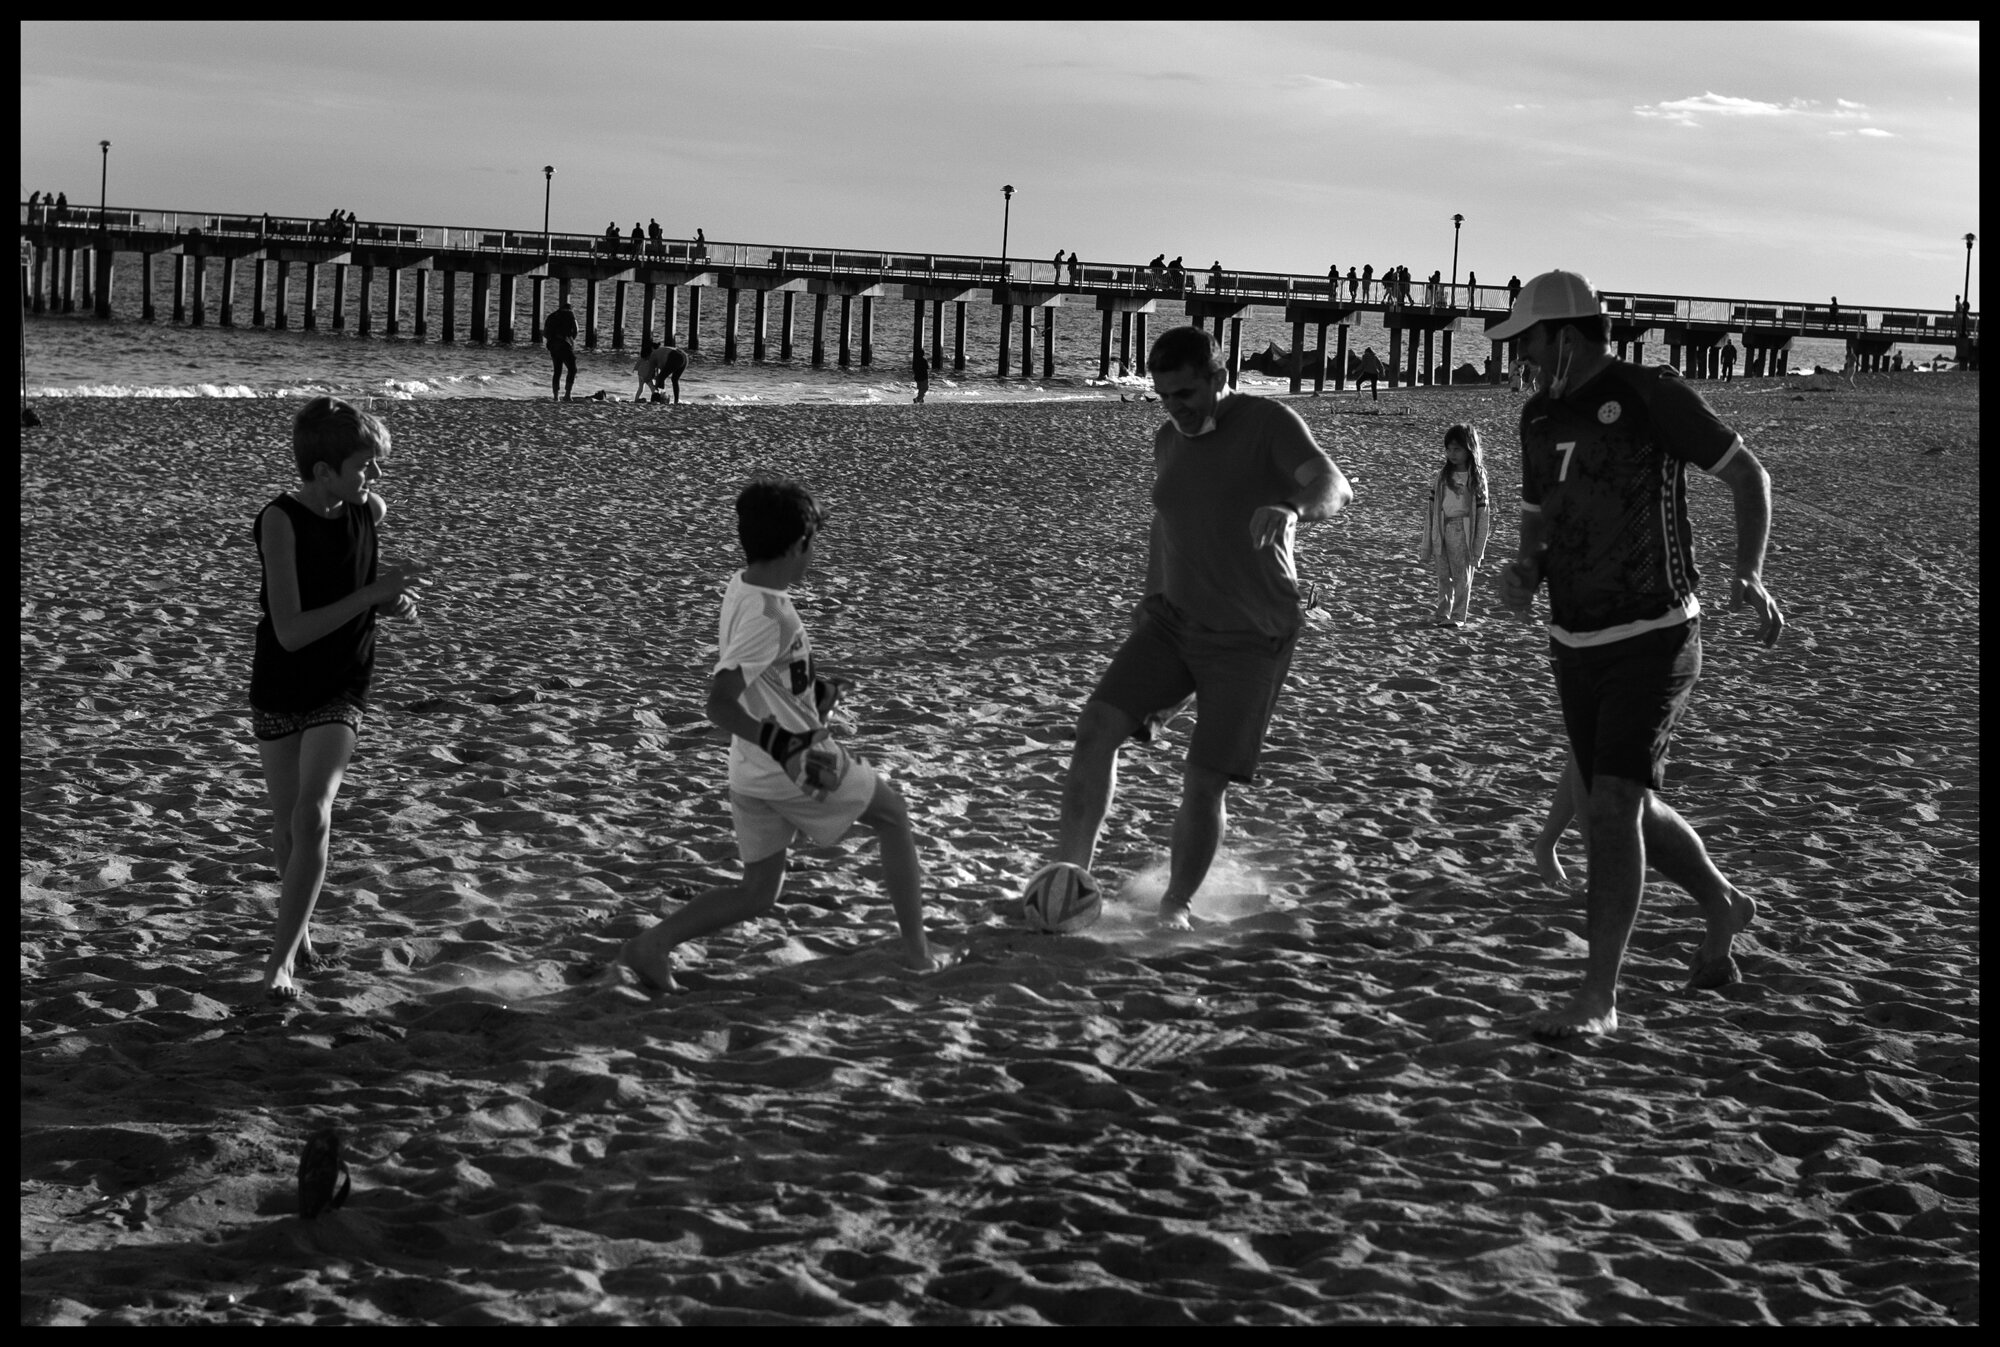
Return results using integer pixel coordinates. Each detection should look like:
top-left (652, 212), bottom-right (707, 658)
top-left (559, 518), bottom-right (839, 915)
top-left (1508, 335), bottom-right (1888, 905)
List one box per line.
top-left (1529, 772), bottom-right (1647, 1037)
top-left (1159, 766), bottom-right (1231, 930)
top-left (1054, 700), bottom-right (1138, 872)
top-left (1532, 749), bottom-right (1588, 887)
top-left (1640, 794), bottom-right (1758, 988)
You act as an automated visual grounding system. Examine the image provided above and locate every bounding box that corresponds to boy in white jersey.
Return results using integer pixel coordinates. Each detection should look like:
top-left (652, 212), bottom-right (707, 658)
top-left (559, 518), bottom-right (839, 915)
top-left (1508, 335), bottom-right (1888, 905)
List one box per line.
top-left (619, 477), bottom-right (949, 991)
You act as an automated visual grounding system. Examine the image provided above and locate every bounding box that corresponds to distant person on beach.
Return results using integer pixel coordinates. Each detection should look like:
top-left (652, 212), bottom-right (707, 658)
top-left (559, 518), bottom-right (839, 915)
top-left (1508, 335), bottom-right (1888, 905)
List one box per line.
top-left (545, 297), bottom-right (580, 402)
top-left (1357, 347), bottom-right (1383, 400)
top-left (618, 476), bottom-right (951, 991)
top-left (1721, 340), bottom-right (1737, 381)
top-left (1493, 269), bottom-right (1783, 1039)
top-left (911, 341), bottom-right (930, 403)
top-left (1029, 326), bottom-right (1352, 930)
top-left (1417, 423), bottom-right (1492, 627)
top-left (635, 337), bottom-right (688, 403)
top-left (249, 397), bottom-right (429, 1002)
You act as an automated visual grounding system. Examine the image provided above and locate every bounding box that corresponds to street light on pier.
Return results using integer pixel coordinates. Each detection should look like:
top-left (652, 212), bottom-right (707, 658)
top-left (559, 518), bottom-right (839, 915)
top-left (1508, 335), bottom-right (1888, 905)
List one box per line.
top-left (1450, 212), bottom-right (1463, 309)
top-left (99, 140), bottom-right (111, 229)
top-left (1962, 232), bottom-right (1975, 343)
top-left (543, 166), bottom-right (555, 258)
top-left (1001, 184), bottom-right (1014, 271)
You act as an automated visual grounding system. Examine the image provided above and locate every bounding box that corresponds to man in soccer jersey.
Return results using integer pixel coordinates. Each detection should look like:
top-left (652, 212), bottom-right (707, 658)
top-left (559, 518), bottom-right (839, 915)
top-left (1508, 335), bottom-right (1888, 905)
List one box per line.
top-left (1495, 270), bottom-right (1784, 1038)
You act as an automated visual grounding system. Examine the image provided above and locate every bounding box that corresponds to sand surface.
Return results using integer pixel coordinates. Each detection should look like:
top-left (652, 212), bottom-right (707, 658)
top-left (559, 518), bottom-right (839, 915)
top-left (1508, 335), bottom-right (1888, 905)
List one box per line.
top-left (20, 373), bottom-right (1979, 1324)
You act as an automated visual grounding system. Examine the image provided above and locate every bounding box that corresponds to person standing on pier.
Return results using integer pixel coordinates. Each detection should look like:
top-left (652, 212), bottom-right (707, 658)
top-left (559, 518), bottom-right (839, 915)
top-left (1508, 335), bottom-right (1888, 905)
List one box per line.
top-left (1347, 267), bottom-right (1358, 302)
top-left (1492, 269), bottom-right (1782, 1039)
top-left (545, 297), bottom-right (580, 403)
top-left (1053, 249), bottom-right (1066, 286)
top-left (1361, 264), bottom-right (1373, 301)
top-left (1069, 254), bottom-right (1082, 287)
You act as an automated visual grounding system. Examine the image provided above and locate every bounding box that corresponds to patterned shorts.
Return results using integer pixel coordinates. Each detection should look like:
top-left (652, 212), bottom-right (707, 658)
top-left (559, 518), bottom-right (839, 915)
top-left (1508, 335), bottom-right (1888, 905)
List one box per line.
top-left (251, 696), bottom-right (365, 743)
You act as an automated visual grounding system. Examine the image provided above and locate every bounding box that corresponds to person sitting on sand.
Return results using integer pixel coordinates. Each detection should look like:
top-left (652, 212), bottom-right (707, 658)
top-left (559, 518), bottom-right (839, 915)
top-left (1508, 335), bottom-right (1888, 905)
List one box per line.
top-left (1027, 326), bottom-right (1352, 930)
top-left (545, 296), bottom-right (580, 403)
top-left (634, 336), bottom-right (688, 404)
top-left (1417, 423), bottom-right (1491, 627)
top-left (250, 398), bottom-right (430, 1002)
top-left (620, 476), bottom-right (951, 991)
top-left (1493, 269), bottom-right (1782, 1038)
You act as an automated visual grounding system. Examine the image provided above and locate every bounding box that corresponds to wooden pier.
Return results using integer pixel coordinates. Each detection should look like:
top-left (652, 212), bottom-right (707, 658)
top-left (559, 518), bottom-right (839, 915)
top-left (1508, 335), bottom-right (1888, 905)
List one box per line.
top-left (19, 203), bottom-right (1979, 389)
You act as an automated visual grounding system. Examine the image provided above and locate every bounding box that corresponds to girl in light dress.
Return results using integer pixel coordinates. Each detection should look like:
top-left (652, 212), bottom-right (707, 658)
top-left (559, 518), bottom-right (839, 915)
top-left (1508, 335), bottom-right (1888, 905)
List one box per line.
top-left (1417, 423), bottom-right (1491, 627)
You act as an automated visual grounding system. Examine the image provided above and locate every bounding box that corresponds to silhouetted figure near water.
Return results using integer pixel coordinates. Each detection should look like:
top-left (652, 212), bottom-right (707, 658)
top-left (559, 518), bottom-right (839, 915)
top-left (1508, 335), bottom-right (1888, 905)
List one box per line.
top-left (912, 342), bottom-right (930, 403)
top-left (545, 297), bottom-right (580, 402)
top-left (1721, 341), bottom-right (1737, 382)
top-left (1358, 347), bottom-right (1383, 400)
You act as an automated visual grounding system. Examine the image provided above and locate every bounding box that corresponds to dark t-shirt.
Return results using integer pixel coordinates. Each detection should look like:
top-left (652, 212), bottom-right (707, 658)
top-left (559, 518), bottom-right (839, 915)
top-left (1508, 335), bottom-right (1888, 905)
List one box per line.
top-left (250, 494), bottom-right (378, 711)
top-left (545, 307), bottom-right (579, 352)
top-left (1519, 361), bottom-right (1740, 642)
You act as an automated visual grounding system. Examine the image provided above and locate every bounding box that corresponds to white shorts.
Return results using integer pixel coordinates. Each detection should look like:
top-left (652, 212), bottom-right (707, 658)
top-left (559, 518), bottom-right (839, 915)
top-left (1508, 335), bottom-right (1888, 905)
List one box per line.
top-left (729, 760), bottom-right (881, 864)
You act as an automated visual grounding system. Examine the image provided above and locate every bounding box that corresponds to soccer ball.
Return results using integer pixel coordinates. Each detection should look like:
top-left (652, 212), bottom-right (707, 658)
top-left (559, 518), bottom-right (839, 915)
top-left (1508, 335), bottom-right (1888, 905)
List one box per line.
top-left (1020, 862), bottom-right (1103, 934)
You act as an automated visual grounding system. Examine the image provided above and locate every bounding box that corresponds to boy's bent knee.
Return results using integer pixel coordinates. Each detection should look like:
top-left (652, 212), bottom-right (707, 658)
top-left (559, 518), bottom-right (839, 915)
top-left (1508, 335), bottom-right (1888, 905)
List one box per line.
top-left (859, 778), bottom-right (913, 835)
top-left (1076, 699), bottom-right (1140, 752)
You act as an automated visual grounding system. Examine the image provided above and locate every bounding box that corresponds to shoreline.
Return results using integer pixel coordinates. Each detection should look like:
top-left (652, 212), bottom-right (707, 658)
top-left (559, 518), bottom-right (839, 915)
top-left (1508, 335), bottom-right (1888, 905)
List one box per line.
top-left (21, 375), bottom-right (1980, 1325)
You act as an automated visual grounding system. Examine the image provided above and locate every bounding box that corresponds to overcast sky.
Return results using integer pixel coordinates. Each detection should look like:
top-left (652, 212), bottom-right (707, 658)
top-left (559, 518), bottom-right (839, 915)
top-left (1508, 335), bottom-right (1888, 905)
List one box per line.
top-left (20, 20), bottom-right (1981, 311)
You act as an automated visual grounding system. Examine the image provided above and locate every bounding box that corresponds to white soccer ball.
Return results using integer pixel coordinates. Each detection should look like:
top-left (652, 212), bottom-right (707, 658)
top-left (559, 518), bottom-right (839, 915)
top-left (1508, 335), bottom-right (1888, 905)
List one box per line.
top-left (1020, 862), bottom-right (1103, 934)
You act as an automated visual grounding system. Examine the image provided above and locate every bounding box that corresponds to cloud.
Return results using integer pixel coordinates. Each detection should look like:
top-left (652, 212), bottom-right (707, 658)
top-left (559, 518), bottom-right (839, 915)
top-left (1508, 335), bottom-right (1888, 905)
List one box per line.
top-left (1633, 92), bottom-right (1811, 125)
top-left (1298, 74), bottom-right (1360, 91)
top-left (1855, 127), bottom-right (1897, 137)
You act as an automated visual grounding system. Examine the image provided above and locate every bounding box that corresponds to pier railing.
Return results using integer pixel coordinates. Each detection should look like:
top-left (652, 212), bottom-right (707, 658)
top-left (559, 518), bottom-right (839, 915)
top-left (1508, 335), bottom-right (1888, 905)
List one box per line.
top-left (20, 201), bottom-right (1977, 344)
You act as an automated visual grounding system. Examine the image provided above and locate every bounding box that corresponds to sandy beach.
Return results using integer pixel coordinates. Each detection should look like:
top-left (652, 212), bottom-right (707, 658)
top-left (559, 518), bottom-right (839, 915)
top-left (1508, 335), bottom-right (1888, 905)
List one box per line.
top-left (20, 373), bottom-right (1979, 1325)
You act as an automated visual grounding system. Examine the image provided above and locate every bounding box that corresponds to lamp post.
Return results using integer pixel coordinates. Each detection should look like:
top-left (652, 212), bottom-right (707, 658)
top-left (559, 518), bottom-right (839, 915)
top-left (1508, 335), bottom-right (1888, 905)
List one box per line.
top-left (1450, 212), bottom-right (1463, 309)
top-left (1001, 184), bottom-right (1014, 269)
top-left (99, 140), bottom-right (111, 228)
top-left (1962, 232), bottom-right (1975, 343)
top-left (543, 166), bottom-right (555, 258)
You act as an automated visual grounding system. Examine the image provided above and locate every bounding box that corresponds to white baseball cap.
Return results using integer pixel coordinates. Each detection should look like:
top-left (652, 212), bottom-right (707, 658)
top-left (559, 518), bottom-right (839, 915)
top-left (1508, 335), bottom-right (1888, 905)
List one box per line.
top-left (1488, 269), bottom-right (1604, 340)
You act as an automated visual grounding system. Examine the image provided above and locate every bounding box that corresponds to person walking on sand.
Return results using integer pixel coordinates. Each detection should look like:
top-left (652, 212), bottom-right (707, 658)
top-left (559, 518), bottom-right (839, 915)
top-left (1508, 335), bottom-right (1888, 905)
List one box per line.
top-left (1029, 326), bottom-right (1352, 930)
top-left (250, 397), bottom-right (429, 1002)
top-left (1417, 423), bottom-right (1492, 627)
top-left (911, 340), bottom-right (931, 403)
top-left (545, 295), bottom-right (580, 402)
top-left (619, 476), bottom-right (952, 991)
top-left (1357, 346), bottom-right (1384, 400)
top-left (634, 335), bottom-right (688, 403)
top-left (1493, 269), bottom-right (1783, 1038)
top-left (1722, 340), bottom-right (1737, 382)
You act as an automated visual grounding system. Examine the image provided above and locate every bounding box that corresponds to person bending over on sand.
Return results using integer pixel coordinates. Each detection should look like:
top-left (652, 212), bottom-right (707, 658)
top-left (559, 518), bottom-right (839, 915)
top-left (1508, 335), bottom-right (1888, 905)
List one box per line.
top-left (634, 336), bottom-right (688, 404)
top-left (1033, 326), bottom-right (1352, 930)
top-left (1416, 423), bottom-right (1491, 627)
top-left (1493, 270), bottom-right (1783, 1039)
top-left (620, 477), bottom-right (951, 991)
top-left (545, 296), bottom-right (580, 403)
top-left (250, 397), bottom-right (429, 1002)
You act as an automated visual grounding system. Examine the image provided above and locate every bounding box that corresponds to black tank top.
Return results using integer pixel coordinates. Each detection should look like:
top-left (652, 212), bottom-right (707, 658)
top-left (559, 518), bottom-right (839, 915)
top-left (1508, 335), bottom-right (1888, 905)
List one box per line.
top-left (249, 494), bottom-right (378, 711)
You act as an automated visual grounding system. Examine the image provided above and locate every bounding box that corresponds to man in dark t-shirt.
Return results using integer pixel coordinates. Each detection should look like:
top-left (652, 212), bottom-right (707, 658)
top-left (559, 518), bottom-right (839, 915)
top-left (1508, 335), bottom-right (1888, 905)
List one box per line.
top-left (545, 298), bottom-right (580, 402)
top-left (1495, 270), bottom-right (1785, 1040)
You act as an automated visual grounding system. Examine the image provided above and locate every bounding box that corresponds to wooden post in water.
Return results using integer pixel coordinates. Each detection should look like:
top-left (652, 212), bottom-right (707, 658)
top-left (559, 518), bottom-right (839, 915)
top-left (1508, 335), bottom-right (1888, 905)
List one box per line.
top-left (780, 291), bottom-right (795, 360)
top-left (76, 248), bottom-right (90, 313)
top-left (251, 259), bottom-right (266, 327)
top-left (1019, 303), bottom-right (1034, 378)
top-left (359, 266), bottom-right (374, 336)
top-left (583, 279), bottom-right (599, 348)
top-left (953, 301), bottom-right (967, 372)
top-left (610, 280), bottom-right (626, 351)
top-left (1226, 316), bottom-right (1241, 388)
top-left (138, 252), bottom-right (157, 322)
top-left (273, 260), bottom-right (288, 329)
top-left (752, 289), bottom-right (767, 360)
top-left (1136, 313), bottom-right (1151, 375)
top-left (331, 264), bottom-right (347, 331)
top-left (1313, 321), bottom-right (1329, 395)
top-left (170, 254), bottom-right (187, 324)
top-left (1335, 325), bottom-right (1348, 392)
top-left (685, 288), bottom-right (702, 353)
top-left (1422, 329), bottom-right (1434, 385)
top-left (59, 248), bottom-right (75, 314)
top-left (930, 300), bottom-right (944, 371)
top-left (641, 284), bottom-right (657, 347)
top-left (998, 300), bottom-right (1012, 376)
top-left (1441, 328), bottom-right (1453, 383)
top-left (1118, 312), bottom-right (1132, 377)
top-left (1290, 318), bottom-right (1307, 395)
top-left (442, 270), bottom-right (457, 343)
top-left (837, 294), bottom-right (852, 367)
top-left (218, 256), bottom-right (236, 328)
top-left (662, 287), bottom-right (679, 345)
top-left (859, 295), bottom-right (873, 366)
top-left (1099, 309), bottom-right (1114, 379)
top-left (812, 293), bottom-right (827, 367)
top-left (1387, 325), bottom-right (1401, 389)
top-left (725, 288), bottom-right (741, 362)
top-left (302, 262), bottom-right (318, 331)
top-left (190, 256), bottom-right (207, 327)
top-left (388, 268), bottom-right (403, 338)
top-left (415, 268), bottom-right (431, 340)
top-left (495, 273), bottom-right (513, 343)
top-left (1042, 307), bottom-right (1055, 380)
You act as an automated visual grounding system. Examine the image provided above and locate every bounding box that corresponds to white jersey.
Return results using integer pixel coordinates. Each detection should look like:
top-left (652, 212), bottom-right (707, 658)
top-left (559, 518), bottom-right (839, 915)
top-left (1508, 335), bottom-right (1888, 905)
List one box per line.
top-left (715, 571), bottom-right (822, 798)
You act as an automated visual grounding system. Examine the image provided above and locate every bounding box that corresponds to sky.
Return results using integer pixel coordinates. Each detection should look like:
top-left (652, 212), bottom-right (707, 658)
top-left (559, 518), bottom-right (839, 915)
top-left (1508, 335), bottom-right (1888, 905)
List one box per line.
top-left (19, 20), bottom-right (1981, 312)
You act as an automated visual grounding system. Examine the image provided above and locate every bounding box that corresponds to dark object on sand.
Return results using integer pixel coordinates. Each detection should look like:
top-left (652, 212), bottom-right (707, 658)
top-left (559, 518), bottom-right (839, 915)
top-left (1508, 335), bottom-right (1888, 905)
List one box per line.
top-left (298, 1129), bottom-right (352, 1219)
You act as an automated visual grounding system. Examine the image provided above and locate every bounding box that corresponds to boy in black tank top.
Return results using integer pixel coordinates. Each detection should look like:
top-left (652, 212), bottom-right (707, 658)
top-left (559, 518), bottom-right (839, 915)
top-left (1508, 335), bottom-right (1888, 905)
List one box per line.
top-left (250, 397), bottom-right (429, 1002)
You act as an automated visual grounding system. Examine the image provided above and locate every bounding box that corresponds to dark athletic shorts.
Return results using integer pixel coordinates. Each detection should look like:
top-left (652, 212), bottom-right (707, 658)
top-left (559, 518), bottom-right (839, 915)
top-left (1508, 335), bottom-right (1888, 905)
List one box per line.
top-left (252, 695), bottom-right (365, 743)
top-left (1090, 593), bottom-right (1297, 783)
top-left (1552, 618), bottom-right (1701, 792)
top-left (549, 342), bottom-right (577, 375)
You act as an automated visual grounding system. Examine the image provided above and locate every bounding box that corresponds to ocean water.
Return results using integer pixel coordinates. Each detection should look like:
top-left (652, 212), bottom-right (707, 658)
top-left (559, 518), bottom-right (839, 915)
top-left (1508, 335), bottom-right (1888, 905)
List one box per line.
top-left (22, 255), bottom-right (1871, 406)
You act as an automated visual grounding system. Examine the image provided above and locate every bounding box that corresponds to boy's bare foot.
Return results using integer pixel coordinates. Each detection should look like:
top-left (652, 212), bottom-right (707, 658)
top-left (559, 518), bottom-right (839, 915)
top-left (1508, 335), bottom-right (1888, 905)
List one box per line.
top-left (263, 969), bottom-right (302, 1003)
top-left (1156, 902), bottom-right (1196, 932)
top-left (1531, 836), bottom-right (1571, 887)
top-left (1686, 889), bottom-right (1757, 990)
top-left (618, 933), bottom-right (682, 994)
top-left (1527, 994), bottom-right (1618, 1039)
top-left (905, 946), bottom-right (962, 974)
